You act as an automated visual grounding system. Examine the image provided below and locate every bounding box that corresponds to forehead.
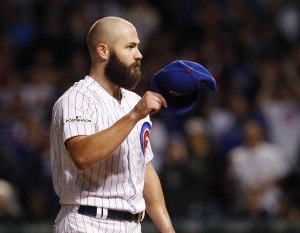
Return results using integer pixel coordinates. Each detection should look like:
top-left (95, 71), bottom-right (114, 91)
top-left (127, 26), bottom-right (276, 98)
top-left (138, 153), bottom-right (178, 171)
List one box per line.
top-left (114, 24), bottom-right (140, 46)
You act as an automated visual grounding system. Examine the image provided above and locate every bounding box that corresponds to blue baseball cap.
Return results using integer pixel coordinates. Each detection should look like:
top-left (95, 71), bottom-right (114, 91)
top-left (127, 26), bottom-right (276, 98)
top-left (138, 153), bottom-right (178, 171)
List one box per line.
top-left (150, 60), bottom-right (217, 115)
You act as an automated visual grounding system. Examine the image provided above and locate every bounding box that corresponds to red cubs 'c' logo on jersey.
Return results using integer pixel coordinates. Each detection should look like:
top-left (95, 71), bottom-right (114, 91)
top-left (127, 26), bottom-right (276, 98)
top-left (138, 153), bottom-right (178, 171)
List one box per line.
top-left (140, 122), bottom-right (151, 155)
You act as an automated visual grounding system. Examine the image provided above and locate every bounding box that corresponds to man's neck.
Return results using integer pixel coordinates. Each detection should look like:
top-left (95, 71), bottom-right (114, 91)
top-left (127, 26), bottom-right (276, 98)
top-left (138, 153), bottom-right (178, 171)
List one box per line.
top-left (89, 70), bottom-right (122, 102)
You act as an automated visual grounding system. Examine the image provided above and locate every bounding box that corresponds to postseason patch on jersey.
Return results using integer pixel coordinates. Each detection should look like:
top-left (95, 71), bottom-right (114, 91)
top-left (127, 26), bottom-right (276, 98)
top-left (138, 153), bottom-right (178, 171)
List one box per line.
top-left (140, 122), bottom-right (151, 155)
top-left (65, 116), bottom-right (92, 123)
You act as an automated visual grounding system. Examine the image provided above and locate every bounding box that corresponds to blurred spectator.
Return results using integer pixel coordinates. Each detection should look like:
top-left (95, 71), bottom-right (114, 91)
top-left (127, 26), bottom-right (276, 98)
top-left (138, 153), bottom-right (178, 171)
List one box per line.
top-left (0, 147), bottom-right (20, 195)
top-left (124, 0), bottom-right (162, 50)
top-left (183, 117), bottom-right (224, 219)
top-left (226, 120), bottom-right (288, 219)
top-left (159, 133), bottom-right (199, 220)
top-left (256, 59), bottom-right (300, 174)
top-left (279, 164), bottom-right (300, 220)
top-left (276, 1), bottom-right (300, 42)
top-left (209, 92), bottom-right (255, 157)
top-left (25, 187), bottom-right (58, 221)
top-left (0, 179), bottom-right (22, 221)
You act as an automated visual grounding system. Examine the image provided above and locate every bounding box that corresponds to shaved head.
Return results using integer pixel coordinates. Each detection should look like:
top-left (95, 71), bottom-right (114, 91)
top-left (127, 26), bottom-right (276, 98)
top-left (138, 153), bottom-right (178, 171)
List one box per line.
top-left (87, 16), bottom-right (135, 57)
top-left (86, 16), bottom-right (143, 90)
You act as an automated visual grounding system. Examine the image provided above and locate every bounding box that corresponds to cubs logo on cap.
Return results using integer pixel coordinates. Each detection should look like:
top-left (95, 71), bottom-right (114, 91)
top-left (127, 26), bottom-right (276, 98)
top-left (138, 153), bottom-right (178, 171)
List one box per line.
top-left (150, 60), bottom-right (217, 115)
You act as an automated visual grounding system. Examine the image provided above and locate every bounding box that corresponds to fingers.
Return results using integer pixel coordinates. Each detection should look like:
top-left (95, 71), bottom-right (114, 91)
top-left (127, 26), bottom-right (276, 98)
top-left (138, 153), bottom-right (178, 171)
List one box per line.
top-left (137, 91), bottom-right (168, 117)
top-left (145, 91), bottom-right (167, 109)
top-left (149, 93), bottom-right (167, 109)
top-left (131, 91), bottom-right (168, 120)
top-left (155, 93), bottom-right (168, 108)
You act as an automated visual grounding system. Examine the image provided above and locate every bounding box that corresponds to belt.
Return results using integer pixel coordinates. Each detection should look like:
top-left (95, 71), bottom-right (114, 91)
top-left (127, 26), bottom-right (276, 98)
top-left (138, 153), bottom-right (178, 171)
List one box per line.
top-left (78, 205), bottom-right (144, 223)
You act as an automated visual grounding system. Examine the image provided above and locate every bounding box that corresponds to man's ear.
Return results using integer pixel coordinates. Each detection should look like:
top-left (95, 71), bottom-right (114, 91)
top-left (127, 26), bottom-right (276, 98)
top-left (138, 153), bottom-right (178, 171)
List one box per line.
top-left (96, 43), bottom-right (109, 60)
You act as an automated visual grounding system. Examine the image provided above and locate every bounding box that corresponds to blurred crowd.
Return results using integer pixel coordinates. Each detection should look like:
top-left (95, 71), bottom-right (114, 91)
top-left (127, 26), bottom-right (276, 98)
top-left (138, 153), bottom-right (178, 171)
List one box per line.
top-left (0, 0), bottom-right (300, 224)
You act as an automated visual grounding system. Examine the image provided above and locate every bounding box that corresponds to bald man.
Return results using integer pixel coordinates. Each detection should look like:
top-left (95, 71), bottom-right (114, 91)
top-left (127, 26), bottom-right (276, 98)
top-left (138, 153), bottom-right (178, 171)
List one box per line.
top-left (50, 17), bottom-right (175, 233)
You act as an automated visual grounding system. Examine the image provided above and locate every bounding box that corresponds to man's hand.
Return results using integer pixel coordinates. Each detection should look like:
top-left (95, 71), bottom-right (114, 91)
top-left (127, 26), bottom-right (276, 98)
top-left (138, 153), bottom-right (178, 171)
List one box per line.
top-left (130, 91), bottom-right (167, 121)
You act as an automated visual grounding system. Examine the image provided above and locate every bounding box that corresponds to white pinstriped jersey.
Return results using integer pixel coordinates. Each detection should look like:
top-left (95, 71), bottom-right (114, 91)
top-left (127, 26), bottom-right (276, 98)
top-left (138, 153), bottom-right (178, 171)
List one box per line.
top-left (50, 75), bottom-right (153, 214)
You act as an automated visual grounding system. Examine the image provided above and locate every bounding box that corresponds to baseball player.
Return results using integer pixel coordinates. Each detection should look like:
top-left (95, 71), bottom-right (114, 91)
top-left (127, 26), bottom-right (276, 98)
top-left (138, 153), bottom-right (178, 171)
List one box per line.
top-left (50, 17), bottom-right (175, 233)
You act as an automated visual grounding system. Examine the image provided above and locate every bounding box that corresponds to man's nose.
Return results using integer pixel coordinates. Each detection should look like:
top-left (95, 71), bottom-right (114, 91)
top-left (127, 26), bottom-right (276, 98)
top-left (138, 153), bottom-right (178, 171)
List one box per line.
top-left (135, 49), bottom-right (143, 60)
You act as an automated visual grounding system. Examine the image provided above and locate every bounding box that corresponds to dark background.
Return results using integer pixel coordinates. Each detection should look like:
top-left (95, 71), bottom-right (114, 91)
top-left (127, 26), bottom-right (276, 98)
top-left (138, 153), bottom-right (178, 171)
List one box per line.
top-left (0, 0), bottom-right (300, 232)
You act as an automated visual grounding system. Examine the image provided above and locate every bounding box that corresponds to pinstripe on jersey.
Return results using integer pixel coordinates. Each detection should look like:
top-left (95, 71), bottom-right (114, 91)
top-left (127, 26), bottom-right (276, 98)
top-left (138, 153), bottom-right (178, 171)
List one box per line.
top-left (50, 76), bottom-right (154, 215)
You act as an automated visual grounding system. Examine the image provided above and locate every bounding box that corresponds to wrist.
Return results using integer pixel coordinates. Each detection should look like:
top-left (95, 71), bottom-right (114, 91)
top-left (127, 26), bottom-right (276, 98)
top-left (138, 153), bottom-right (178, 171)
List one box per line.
top-left (128, 110), bottom-right (140, 123)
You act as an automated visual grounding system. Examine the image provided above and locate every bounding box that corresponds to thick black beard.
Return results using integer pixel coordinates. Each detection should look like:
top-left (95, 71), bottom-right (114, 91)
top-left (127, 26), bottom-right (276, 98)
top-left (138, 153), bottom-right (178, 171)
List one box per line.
top-left (104, 53), bottom-right (142, 90)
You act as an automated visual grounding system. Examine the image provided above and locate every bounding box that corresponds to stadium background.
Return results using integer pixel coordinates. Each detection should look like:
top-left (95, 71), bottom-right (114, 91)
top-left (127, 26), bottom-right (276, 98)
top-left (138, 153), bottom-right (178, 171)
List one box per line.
top-left (0, 0), bottom-right (299, 232)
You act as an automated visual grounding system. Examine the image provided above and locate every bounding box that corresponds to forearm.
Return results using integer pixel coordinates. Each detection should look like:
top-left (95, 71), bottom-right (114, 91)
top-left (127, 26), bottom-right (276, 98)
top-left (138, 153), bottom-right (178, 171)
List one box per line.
top-left (66, 111), bottom-right (139, 170)
top-left (146, 201), bottom-right (175, 233)
top-left (144, 163), bottom-right (175, 233)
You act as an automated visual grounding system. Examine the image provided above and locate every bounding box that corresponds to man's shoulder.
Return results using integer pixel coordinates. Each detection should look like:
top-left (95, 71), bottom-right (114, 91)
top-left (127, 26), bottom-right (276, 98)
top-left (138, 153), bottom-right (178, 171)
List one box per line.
top-left (69, 76), bottom-right (98, 93)
top-left (53, 76), bottom-right (97, 106)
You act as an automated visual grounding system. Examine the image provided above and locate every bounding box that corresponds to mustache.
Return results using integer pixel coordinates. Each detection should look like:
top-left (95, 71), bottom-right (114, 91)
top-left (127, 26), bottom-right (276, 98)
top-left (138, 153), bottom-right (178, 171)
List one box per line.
top-left (131, 60), bottom-right (141, 69)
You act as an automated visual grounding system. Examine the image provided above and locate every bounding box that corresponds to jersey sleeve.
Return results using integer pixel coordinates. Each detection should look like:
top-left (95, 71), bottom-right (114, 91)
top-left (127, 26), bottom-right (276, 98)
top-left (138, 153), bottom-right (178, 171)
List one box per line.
top-left (54, 91), bottom-right (97, 142)
top-left (144, 140), bottom-right (154, 164)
